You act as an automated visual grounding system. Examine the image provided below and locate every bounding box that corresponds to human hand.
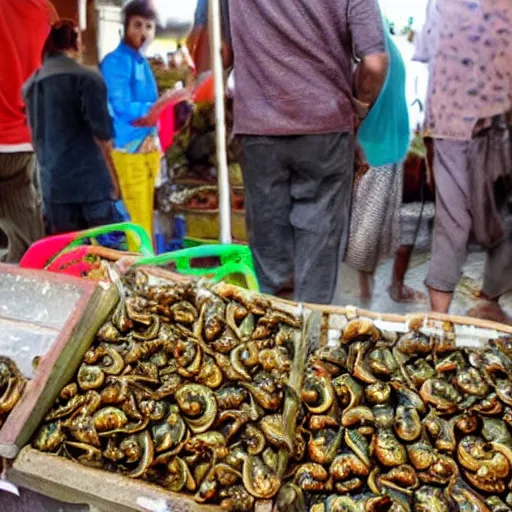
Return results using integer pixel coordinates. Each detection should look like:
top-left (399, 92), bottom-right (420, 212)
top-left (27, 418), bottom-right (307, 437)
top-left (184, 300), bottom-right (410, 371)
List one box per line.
top-left (131, 114), bottom-right (157, 127)
top-left (132, 87), bottom-right (193, 127)
top-left (354, 144), bottom-right (370, 187)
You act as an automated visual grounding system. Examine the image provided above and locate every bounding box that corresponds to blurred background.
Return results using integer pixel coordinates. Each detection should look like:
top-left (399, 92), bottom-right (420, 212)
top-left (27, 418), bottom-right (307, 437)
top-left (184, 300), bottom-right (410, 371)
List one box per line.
top-left (58, 0), bottom-right (429, 133)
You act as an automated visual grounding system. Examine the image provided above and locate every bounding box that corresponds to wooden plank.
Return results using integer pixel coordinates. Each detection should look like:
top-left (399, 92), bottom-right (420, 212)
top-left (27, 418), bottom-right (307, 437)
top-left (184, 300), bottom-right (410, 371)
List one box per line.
top-left (306, 304), bottom-right (512, 335)
top-left (10, 448), bottom-right (222, 512)
top-left (0, 265), bottom-right (118, 458)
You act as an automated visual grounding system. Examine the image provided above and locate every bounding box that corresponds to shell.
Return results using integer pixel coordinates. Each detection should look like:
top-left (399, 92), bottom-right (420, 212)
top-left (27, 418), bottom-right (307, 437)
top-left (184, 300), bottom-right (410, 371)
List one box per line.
top-left (77, 365), bottom-right (105, 391)
top-left (175, 384), bottom-right (218, 434)
top-left (93, 407), bottom-right (128, 432)
top-left (242, 454), bottom-right (281, 499)
top-left (33, 422), bottom-right (65, 452)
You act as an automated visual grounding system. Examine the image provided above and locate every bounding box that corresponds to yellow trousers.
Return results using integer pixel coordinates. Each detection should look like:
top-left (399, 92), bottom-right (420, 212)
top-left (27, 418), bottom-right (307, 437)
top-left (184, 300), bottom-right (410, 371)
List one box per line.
top-left (112, 151), bottom-right (160, 240)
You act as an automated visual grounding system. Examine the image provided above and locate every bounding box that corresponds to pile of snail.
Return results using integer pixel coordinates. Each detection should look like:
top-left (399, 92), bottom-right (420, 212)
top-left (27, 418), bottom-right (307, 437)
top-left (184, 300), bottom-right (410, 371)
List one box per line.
top-left (0, 357), bottom-right (25, 428)
top-left (32, 271), bottom-right (512, 511)
top-left (291, 319), bottom-right (512, 512)
top-left (33, 270), bottom-right (302, 511)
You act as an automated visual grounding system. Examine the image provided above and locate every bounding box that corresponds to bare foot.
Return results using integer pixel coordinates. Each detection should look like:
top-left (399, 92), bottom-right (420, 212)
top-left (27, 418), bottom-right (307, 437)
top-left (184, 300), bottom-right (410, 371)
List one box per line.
top-left (388, 284), bottom-right (427, 304)
top-left (466, 301), bottom-right (511, 325)
top-left (360, 289), bottom-right (373, 306)
top-left (359, 272), bottom-right (374, 306)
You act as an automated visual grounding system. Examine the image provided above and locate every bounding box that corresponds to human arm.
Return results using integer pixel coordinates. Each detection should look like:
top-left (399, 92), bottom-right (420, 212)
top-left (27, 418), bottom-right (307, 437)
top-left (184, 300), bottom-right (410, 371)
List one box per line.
top-left (354, 53), bottom-right (389, 107)
top-left (187, 0), bottom-right (208, 54)
top-left (186, 27), bottom-right (202, 57)
top-left (82, 73), bottom-right (121, 199)
top-left (349, 0), bottom-right (389, 115)
top-left (220, 0), bottom-right (233, 68)
top-left (131, 86), bottom-right (193, 127)
top-left (45, 0), bottom-right (59, 24)
top-left (95, 139), bottom-right (121, 200)
top-left (413, 0), bottom-right (439, 63)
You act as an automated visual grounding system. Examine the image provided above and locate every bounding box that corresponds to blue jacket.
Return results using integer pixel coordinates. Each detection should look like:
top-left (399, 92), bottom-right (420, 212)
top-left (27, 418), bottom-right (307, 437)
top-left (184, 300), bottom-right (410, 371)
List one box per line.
top-left (101, 42), bottom-right (158, 152)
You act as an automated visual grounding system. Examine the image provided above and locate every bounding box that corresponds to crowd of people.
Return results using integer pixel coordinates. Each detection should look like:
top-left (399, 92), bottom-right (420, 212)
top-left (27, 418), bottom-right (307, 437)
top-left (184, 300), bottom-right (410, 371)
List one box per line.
top-left (0, 0), bottom-right (510, 323)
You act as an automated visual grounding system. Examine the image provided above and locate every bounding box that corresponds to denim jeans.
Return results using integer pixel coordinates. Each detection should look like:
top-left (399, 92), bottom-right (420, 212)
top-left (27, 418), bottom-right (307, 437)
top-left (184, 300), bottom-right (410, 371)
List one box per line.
top-left (45, 199), bottom-right (121, 235)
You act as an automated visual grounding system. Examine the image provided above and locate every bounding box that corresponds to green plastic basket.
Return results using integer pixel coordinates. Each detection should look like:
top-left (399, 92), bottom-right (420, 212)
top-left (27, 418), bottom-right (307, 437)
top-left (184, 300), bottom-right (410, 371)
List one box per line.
top-left (183, 237), bottom-right (217, 248)
top-left (135, 244), bottom-right (259, 291)
top-left (183, 237), bottom-right (249, 248)
top-left (67, 222), bottom-right (154, 256)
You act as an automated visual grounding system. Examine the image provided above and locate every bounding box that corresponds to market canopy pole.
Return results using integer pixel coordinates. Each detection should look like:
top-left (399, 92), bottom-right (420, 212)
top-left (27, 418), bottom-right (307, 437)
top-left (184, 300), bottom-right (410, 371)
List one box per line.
top-left (208, 0), bottom-right (232, 244)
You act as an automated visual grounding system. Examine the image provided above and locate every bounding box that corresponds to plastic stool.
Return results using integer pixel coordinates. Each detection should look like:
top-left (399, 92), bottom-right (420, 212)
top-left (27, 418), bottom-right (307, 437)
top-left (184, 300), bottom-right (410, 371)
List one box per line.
top-left (155, 216), bottom-right (186, 254)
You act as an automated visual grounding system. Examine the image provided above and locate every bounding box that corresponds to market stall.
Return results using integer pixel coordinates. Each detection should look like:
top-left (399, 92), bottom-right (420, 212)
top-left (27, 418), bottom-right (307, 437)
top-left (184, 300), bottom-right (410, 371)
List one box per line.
top-left (149, 0), bottom-right (245, 249)
top-left (3, 1), bottom-right (512, 510)
top-left (1, 262), bottom-right (512, 511)
top-left (155, 90), bottom-right (245, 248)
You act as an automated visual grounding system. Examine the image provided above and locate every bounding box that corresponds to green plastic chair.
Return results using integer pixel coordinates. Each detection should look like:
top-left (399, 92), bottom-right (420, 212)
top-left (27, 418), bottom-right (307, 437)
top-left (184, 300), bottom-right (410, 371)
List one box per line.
top-left (66, 222), bottom-right (155, 256)
top-left (183, 236), bottom-right (225, 248)
top-left (136, 244), bottom-right (259, 291)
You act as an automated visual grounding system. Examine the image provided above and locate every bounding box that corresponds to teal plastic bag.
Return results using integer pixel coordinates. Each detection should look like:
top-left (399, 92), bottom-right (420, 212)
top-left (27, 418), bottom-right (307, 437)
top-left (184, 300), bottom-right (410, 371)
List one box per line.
top-left (357, 30), bottom-right (410, 167)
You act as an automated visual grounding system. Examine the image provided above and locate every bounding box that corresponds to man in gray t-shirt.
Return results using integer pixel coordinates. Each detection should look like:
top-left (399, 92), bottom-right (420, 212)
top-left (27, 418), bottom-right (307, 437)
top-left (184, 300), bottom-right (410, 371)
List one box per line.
top-left (223, 0), bottom-right (388, 304)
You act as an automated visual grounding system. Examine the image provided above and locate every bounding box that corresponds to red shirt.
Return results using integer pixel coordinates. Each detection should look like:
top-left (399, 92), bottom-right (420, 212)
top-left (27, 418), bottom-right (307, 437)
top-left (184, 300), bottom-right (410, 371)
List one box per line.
top-left (0, 0), bottom-right (53, 147)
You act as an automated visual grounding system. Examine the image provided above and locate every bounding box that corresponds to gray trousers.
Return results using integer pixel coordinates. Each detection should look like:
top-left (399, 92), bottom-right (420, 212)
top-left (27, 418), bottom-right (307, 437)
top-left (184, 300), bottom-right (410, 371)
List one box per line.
top-left (427, 125), bottom-right (512, 298)
top-left (241, 133), bottom-right (354, 304)
top-left (0, 153), bottom-right (44, 263)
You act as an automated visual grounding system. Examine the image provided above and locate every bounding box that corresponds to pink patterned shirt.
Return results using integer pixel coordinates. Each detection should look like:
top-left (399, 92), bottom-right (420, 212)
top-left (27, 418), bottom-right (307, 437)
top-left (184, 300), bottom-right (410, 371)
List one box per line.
top-left (424, 0), bottom-right (512, 140)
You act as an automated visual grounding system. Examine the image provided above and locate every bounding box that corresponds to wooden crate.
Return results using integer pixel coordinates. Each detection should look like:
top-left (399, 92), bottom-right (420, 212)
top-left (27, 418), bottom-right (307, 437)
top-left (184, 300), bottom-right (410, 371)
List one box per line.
top-left (306, 303), bottom-right (512, 350)
top-left (10, 449), bottom-right (274, 512)
top-left (10, 448), bottom-right (222, 512)
top-left (7, 268), bottom-right (512, 511)
top-left (0, 264), bottom-right (118, 458)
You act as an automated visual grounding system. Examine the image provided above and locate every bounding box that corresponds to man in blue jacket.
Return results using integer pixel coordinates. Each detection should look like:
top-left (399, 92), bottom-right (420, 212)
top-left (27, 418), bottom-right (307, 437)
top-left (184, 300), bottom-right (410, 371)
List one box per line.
top-left (101, 0), bottom-right (160, 153)
top-left (101, 0), bottom-right (188, 237)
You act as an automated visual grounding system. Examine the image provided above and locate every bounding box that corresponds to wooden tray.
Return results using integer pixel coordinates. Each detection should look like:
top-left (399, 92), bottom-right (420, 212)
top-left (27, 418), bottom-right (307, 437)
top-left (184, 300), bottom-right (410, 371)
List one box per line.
top-left (306, 304), bottom-right (512, 350)
top-left (8, 268), bottom-right (511, 510)
top-left (0, 265), bottom-right (118, 458)
top-left (10, 448), bottom-right (273, 512)
top-left (10, 448), bottom-right (222, 512)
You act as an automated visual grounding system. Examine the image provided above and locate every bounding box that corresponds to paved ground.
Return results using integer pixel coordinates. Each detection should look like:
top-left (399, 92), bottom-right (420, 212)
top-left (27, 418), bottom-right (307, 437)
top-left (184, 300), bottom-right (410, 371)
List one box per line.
top-left (336, 249), bottom-right (512, 320)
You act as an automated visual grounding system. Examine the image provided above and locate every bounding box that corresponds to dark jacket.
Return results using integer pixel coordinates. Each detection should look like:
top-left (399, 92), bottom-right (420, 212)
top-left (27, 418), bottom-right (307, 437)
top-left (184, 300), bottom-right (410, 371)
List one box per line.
top-left (23, 54), bottom-right (114, 204)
